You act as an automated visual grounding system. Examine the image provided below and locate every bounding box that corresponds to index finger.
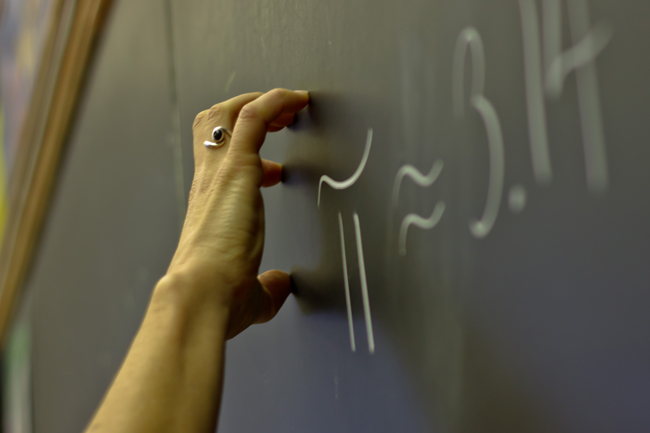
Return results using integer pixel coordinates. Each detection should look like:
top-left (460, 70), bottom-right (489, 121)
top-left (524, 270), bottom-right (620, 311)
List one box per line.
top-left (230, 88), bottom-right (309, 155)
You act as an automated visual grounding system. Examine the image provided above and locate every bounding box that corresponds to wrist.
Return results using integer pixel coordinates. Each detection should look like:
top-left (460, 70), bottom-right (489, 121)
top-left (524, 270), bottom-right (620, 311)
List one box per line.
top-left (151, 267), bottom-right (232, 327)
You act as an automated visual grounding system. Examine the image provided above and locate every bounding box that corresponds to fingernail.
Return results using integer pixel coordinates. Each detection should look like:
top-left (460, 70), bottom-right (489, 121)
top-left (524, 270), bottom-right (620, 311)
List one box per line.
top-left (296, 90), bottom-right (309, 97)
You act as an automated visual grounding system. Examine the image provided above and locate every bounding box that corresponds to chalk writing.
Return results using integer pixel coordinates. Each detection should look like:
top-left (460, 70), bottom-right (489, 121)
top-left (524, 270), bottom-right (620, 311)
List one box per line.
top-left (392, 160), bottom-right (444, 207)
top-left (519, 0), bottom-right (611, 191)
top-left (392, 160), bottom-right (446, 255)
top-left (453, 28), bottom-right (506, 239)
top-left (318, 129), bottom-right (373, 207)
top-left (337, 212), bottom-right (356, 352)
top-left (319, 129), bottom-right (376, 354)
top-left (398, 203), bottom-right (446, 256)
top-left (354, 213), bottom-right (375, 354)
top-left (315, 5), bottom-right (614, 346)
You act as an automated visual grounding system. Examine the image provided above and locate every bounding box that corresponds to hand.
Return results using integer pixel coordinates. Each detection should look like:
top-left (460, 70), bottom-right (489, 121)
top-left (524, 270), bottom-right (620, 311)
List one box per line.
top-left (167, 89), bottom-right (309, 339)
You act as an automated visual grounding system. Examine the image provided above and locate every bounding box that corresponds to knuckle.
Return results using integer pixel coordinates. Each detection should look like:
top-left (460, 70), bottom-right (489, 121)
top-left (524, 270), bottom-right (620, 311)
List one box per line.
top-left (193, 102), bottom-right (231, 132)
top-left (206, 104), bottom-right (225, 122)
top-left (192, 110), bottom-right (208, 130)
top-left (267, 88), bottom-right (287, 101)
top-left (238, 103), bottom-right (259, 121)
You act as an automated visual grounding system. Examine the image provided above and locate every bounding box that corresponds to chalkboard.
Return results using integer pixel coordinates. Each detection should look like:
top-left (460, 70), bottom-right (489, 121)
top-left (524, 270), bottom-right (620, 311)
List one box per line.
top-left (20, 0), bottom-right (650, 432)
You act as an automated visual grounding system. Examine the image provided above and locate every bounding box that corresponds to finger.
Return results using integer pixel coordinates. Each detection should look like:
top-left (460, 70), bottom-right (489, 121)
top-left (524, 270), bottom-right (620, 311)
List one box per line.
top-left (268, 112), bottom-right (296, 131)
top-left (255, 270), bottom-right (292, 324)
top-left (261, 159), bottom-right (283, 187)
top-left (231, 89), bottom-right (309, 155)
top-left (193, 93), bottom-right (264, 165)
top-left (220, 92), bottom-right (264, 117)
top-left (193, 92), bottom-right (264, 134)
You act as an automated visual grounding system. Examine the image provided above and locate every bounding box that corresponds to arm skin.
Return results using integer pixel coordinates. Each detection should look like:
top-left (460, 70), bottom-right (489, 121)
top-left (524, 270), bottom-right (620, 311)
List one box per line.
top-left (85, 89), bottom-right (310, 433)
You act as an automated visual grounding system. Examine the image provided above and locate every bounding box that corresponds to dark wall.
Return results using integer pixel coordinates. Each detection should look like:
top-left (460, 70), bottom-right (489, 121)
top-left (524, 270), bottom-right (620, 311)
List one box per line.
top-left (17, 0), bottom-right (650, 432)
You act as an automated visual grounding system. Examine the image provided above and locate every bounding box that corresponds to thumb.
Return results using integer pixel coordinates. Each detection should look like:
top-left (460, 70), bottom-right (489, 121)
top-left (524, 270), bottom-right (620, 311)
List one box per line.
top-left (254, 270), bottom-right (292, 324)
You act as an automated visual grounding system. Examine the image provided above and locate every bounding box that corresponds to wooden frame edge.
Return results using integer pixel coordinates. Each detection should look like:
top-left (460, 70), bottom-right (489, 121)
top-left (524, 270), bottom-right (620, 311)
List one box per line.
top-left (0, 0), bottom-right (114, 346)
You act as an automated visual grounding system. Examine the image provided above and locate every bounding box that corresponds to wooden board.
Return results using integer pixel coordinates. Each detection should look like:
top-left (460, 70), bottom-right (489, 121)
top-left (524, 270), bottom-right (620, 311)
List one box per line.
top-left (0, 0), bottom-right (113, 344)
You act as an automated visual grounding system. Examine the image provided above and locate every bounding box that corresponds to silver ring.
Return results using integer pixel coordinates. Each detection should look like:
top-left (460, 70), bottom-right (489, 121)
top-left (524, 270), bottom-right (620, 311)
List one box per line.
top-left (204, 126), bottom-right (232, 148)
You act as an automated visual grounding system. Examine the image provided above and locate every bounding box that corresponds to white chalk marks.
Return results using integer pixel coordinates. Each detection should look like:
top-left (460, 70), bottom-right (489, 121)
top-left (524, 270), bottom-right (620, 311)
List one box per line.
top-left (469, 95), bottom-right (506, 238)
top-left (392, 160), bottom-right (444, 207)
top-left (519, 0), bottom-right (612, 192)
top-left (392, 160), bottom-right (446, 256)
top-left (453, 28), bottom-right (485, 118)
top-left (354, 213), bottom-right (375, 353)
top-left (318, 129), bottom-right (373, 207)
top-left (338, 212), bottom-right (356, 352)
top-left (398, 202), bottom-right (446, 256)
top-left (454, 28), bottom-right (506, 239)
top-left (312, 4), bottom-right (615, 354)
top-left (319, 129), bottom-right (375, 354)
top-left (519, 0), bottom-right (553, 184)
top-left (508, 185), bottom-right (527, 213)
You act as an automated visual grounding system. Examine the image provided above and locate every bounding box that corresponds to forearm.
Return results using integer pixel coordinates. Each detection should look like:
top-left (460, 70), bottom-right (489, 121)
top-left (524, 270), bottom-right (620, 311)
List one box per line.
top-left (86, 89), bottom-right (307, 433)
top-left (86, 272), bottom-right (230, 433)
